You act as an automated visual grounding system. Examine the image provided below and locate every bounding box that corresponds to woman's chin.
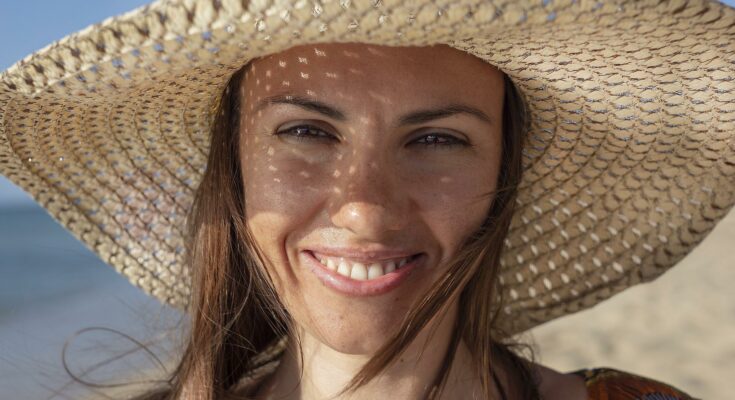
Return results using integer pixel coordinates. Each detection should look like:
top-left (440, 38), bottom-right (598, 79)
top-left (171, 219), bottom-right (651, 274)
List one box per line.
top-left (303, 314), bottom-right (407, 355)
top-left (289, 277), bottom-right (421, 355)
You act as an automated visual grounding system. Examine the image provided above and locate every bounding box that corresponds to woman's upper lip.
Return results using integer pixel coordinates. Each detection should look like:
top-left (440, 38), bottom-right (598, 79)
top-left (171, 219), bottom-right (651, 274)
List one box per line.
top-left (305, 246), bottom-right (422, 263)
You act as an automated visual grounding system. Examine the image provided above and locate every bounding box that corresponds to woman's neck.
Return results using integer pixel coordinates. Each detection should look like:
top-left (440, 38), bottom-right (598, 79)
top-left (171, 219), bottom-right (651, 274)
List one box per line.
top-left (254, 302), bottom-right (502, 400)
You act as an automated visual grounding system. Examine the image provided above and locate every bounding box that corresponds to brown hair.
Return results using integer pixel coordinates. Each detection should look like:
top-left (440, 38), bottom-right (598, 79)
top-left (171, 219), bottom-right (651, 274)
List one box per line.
top-left (133, 56), bottom-right (537, 399)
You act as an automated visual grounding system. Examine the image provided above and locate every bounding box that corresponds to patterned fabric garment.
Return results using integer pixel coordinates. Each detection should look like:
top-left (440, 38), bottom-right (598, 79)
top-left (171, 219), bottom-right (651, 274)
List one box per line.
top-left (571, 368), bottom-right (698, 400)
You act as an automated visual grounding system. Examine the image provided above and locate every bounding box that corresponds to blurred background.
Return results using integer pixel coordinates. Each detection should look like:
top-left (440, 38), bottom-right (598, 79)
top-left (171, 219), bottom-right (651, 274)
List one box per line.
top-left (1, 1), bottom-right (733, 399)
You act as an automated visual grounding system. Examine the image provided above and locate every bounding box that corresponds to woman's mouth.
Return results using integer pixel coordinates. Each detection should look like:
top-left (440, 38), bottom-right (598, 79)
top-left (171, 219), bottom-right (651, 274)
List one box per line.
top-left (313, 252), bottom-right (418, 279)
top-left (300, 250), bottom-right (425, 296)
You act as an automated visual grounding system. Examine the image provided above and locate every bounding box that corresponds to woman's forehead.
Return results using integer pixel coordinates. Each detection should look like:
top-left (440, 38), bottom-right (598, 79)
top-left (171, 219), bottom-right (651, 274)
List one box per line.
top-left (241, 43), bottom-right (504, 115)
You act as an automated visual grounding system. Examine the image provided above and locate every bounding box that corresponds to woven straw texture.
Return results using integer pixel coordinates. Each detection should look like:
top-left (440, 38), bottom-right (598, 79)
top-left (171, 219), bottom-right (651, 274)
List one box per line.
top-left (0, 0), bottom-right (733, 335)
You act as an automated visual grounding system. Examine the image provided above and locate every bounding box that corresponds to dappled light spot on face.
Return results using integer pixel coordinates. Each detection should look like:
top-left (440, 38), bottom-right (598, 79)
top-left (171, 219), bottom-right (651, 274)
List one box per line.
top-left (300, 72), bottom-right (310, 79)
top-left (332, 169), bottom-right (341, 178)
top-left (299, 171), bottom-right (311, 178)
top-left (278, 60), bottom-right (287, 68)
top-left (281, 80), bottom-right (290, 87)
top-left (366, 46), bottom-right (388, 57)
top-left (298, 57), bottom-right (308, 64)
top-left (440, 176), bottom-right (453, 183)
top-left (267, 146), bottom-right (275, 156)
top-left (325, 72), bottom-right (338, 79)
top-left (367, 90), bottom-right (392, 105)
top-left (314, 48), bottom-right (326, 57)
top-left (269, 165), bottom-right (278, 172)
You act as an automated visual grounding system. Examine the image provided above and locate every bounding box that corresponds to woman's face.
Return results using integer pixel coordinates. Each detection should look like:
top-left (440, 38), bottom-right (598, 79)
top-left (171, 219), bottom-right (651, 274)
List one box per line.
top-left (240, 43), bottom-right (504, 354)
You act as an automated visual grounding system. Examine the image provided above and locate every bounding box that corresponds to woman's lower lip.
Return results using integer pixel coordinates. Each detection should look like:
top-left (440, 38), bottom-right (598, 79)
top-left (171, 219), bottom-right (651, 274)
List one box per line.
top-left (300, 250), bottom-right (424, 297)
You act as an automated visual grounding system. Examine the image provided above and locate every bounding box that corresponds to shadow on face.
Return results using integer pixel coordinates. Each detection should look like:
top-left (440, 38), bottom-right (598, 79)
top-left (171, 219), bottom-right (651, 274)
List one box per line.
top-left (238, 43), bottom-right (505, 354)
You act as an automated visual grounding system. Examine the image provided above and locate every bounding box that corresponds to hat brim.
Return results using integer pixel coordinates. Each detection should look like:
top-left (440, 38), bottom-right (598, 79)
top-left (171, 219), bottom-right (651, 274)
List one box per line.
top-left (1, 0), bottom-right (733, 334)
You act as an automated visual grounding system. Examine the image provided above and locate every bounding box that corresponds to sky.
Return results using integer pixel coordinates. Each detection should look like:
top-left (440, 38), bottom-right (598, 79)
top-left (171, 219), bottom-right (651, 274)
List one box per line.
top-left (1, 0), bottom-right (734, 207)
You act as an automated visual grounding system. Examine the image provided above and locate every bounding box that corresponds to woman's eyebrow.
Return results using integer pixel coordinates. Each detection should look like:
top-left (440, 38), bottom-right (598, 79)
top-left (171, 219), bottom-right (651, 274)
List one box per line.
top-left (254, 94), bottom-right (346, 121)
top-left (254, 94), bottom-right (493, 126)
top-left (398, 105), bottom-right (494, 126)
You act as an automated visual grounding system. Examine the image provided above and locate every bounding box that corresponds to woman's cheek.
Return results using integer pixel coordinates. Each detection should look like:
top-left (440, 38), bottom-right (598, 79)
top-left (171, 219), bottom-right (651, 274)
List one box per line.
top-left (243, 155), bottom-right (329, 291)
top-left (250, 153), bottom-right (330, 208)
top-left (410, 169), bottom-right (496, 250)
top-left (244, 152), bottom-right (333, 271)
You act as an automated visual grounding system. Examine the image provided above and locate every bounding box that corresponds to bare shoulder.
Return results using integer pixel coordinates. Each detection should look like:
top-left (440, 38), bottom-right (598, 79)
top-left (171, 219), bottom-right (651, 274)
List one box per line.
top-left (532, 363), bottom-right (587, 400)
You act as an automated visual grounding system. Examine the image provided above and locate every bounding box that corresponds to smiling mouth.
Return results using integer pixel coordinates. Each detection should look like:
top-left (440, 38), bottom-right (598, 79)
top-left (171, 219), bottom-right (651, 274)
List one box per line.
top-left (302, 250), bottom-right (426, 296)
top-left (311, 252), bottom-right (422, 280)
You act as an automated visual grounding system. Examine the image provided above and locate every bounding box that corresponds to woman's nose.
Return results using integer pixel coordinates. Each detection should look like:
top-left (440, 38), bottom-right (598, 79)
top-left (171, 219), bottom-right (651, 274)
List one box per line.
top-left (328, 158), bottom-right (410, 240)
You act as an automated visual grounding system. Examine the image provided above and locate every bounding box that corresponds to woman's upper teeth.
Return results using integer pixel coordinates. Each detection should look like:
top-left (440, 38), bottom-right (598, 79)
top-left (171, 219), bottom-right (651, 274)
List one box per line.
top-left (314, 254), bottom-right (412, 280)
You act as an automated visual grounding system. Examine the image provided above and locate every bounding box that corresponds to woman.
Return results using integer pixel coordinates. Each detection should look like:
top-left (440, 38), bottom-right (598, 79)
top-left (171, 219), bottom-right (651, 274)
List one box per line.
top-left (1, 0), bottom-right (732, 399)
top-left (186, 43), bottom-right (575, 399)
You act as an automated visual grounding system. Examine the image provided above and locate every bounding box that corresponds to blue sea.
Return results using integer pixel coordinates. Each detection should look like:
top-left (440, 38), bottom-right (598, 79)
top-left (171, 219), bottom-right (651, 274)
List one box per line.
top-left (0, 205), bottom-right (184, 399)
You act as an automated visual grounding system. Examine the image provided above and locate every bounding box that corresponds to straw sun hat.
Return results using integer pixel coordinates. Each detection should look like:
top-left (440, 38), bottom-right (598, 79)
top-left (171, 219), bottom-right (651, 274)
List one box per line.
top-left (0, 0), bottom-right (733, 335)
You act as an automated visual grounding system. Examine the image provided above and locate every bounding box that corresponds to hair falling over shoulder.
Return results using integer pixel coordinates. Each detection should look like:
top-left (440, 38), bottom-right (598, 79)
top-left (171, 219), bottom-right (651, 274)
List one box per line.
top-left (130, 62), bottom-right (540, 400)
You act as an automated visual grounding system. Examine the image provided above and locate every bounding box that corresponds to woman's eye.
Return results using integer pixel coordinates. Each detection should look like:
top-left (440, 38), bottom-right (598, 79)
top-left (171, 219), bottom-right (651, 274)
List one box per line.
top-left (412, 133), bottom-right (468, 149)
top-left (275, 124), bottom-right (336, 143)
